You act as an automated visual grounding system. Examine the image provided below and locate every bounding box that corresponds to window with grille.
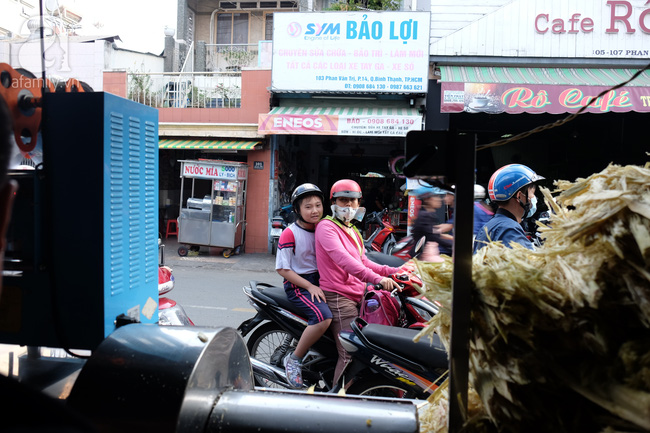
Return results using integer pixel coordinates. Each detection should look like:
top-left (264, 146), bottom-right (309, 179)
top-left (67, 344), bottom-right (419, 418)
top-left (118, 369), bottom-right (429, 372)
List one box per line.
top-left (265, 13), bottom-right (273, 40)
top-left (216, 13), bottom-right (249, 45)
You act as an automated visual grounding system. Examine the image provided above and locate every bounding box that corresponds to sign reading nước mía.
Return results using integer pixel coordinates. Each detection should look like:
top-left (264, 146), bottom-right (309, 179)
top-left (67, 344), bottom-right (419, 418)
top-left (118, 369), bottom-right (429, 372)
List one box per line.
top-left (272, 12), bottom-right (431, 93)
top-left (181, 161), bottom-right (245, 180)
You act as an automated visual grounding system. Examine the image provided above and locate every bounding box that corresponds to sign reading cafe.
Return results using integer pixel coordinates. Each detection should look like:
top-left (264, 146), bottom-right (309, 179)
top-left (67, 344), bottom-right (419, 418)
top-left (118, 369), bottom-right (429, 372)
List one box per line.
top-left (271, 12), bottom-right (431, 93)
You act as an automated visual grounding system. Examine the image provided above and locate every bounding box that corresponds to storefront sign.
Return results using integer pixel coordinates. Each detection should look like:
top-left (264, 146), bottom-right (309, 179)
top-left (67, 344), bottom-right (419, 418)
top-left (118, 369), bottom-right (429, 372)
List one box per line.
top-left (535, 1), bottom-right (650, 38)
top-left (441, 82), bottom-right (650, 114)
top-left (272, 11), bottom-right (430, 93)
top-left (430, 0), bottom-right (650, 60)
top-left (258, 112), bottom-right (422, 136)
top-left (181, 162), bottom-right (239, 180)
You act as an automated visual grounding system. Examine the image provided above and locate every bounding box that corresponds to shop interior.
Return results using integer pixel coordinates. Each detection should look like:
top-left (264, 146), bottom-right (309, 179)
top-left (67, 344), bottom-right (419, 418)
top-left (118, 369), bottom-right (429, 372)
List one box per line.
top-left (275, 134), bottom-right (442, 239)
top-left (458, 111), bottom-right (647, 185)
top-left (159, 148), bottom-right (248, 235)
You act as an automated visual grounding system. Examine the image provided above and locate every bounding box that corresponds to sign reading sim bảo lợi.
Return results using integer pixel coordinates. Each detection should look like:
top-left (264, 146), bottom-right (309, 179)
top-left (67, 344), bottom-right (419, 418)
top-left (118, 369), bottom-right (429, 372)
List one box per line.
top-left (271, 12), bottom-right (430, 94)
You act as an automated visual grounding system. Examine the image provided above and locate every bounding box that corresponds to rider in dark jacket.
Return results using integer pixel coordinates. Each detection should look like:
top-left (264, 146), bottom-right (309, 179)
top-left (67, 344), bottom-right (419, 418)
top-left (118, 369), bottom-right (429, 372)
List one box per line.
top-left (410, 186), bottom-right (452, 258)
top-left (473, 164), bottom-right (545, 254)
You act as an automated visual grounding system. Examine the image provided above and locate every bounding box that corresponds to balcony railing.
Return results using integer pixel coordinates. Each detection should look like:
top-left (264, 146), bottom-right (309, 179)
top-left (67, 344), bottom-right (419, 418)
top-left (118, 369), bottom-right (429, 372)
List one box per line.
top-left (127, 72), bottom-right (242, 109)
top-left (206, 43), bottom-right (260, 72)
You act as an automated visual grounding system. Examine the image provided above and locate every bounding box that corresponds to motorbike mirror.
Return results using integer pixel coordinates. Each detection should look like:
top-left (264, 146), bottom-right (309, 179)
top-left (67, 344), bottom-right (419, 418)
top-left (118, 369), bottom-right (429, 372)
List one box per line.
top-left (404, 130), bottom-right (454, 181)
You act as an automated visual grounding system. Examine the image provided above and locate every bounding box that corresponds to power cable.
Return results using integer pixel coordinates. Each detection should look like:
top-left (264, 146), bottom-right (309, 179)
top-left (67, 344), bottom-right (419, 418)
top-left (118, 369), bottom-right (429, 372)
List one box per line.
top-left (476, 62), bottom-right (650, 151)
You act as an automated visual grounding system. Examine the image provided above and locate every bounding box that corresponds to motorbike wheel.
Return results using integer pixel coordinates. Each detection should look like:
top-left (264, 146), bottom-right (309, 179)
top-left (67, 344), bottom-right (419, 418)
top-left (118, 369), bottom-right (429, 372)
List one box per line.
top-left (382, 238), bottom-right (396, 255)
top-left (271, 238), bottom-right (278, 255)
top-left (246, 322), bottom-right (294, 388)
top-left (346, 375), bottom-right (414, 399)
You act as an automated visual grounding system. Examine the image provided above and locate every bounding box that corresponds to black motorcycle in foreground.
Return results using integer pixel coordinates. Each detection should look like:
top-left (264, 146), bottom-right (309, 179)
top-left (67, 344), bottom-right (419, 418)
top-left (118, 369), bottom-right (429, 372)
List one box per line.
top-left (237, 257), bottom-right (447, 397)
top-left (338, 317), bottom-right (448, 398)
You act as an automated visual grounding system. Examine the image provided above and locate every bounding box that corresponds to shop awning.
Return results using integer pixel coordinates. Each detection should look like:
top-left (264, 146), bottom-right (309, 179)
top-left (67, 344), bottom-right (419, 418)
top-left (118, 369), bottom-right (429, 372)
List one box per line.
top-left (159, 139), bottom-right (261, 150)
top-left (258, 106), bottom-right (422, 137)
top-left (438, 66), bottom-right (650, 114)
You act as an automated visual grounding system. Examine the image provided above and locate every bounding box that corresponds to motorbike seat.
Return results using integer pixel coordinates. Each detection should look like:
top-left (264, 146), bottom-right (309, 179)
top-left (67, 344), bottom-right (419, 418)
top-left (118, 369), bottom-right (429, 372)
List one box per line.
top-left (362, 324), bottom-right (448, 369)
top-left (253, 284), bottom-right (305, 318)
top-left (366, 251), bottom-right (405, 267)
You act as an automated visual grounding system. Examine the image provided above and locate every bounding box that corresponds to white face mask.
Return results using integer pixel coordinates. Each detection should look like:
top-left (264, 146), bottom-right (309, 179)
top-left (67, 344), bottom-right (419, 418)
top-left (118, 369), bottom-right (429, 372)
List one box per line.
top-left (332, 205), bottom-right (366, 224)
top-left (526, 196), bottom-right (537, 218)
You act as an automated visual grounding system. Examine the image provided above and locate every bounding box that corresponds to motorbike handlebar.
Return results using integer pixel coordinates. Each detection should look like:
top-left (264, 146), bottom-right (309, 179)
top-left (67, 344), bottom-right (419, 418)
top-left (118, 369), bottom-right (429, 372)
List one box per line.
top-left (372, 283), bottom-right (404, 294)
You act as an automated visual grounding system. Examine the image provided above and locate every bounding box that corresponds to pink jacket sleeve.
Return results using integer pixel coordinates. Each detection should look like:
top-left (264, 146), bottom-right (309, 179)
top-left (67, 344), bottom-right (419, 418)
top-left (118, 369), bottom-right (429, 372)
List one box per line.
top-left (316, 219), bottom-right (398, 287)
top-left (361, 254), bottom-right (400, 279)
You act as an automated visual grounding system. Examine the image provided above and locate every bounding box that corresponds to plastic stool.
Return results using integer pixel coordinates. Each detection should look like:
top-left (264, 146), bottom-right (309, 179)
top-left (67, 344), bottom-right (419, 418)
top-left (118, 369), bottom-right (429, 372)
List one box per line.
top-left (166, 219), bottom-right (178, 238)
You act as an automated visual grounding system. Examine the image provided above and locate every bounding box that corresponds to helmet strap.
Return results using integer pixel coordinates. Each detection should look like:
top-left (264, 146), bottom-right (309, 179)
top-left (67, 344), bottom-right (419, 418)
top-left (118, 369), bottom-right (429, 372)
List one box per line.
top-left (294, 202), bottom-right (314, 226)
top-left (516, 191), bottom-right (530, 215)
top-left (292, 202), bottom-right (303, 224)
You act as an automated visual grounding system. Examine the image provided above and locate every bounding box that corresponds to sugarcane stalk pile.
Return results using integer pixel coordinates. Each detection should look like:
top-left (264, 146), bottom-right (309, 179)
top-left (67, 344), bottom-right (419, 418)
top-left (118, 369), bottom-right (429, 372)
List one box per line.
top-left (415, 162), bottom-right (650, 433)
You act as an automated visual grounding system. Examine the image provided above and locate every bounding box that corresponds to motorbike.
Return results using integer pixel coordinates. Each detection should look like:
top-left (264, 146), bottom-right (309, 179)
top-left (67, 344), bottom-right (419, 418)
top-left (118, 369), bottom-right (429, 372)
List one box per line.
top-left (363, 210), bottom-right (419, 262)
top-left (523, 211), bottom-right (550, 248)
top-left (338, 317), bottom-right (448, 398)
top-left (385, 234), bottom-right (418, 261)
top-left (339, 257), bottom-right (448, 399)
top-left (158, 239), bottom-right (194, 326)
top-left (363, 209), bottom-right (399, 255)
top-left (271, 204), bottom-right (295, 255)
top-left (237, 257), bottom-right (440, 393)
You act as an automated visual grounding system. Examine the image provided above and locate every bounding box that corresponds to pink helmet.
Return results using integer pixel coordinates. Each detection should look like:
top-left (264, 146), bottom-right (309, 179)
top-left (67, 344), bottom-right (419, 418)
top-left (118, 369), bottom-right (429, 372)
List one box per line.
top-left (330, 179), bottom-right (362, 199)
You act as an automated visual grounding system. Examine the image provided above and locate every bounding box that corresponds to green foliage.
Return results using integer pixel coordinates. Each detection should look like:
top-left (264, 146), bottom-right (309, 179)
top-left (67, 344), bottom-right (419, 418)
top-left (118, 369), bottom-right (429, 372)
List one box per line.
top-left (128, 63), bottom-right (159, 107)
top-left (221, 47), bottom-right (256, 70)
top-left (326, 0), bottom-right (401, 11)
top-left (216, 83), bottom-right (240, 100)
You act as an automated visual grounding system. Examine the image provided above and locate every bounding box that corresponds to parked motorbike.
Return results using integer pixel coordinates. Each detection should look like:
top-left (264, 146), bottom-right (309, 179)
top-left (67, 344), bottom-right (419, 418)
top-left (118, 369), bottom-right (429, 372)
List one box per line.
top-left (365, 232), bottom-right (425, 265)
top-left (362, 210), bottom-right (422, 262)
top-left (363, 209), bottom-right (399, 254)
top-left (237, 258), bottom-right (440, 393)
top-left (385, 234), bottom-right (418, 261)
top-left (271, 204), bottom-right (295, 255)
top-left (158, 239), bottom-right (194, 326)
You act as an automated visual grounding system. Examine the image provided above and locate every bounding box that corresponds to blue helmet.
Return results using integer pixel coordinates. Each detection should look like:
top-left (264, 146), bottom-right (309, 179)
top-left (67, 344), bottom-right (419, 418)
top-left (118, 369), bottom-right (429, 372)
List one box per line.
top-left (412, 186), bottom-right (446, 199)
top-left (488, 164), bottom-right (545, 202)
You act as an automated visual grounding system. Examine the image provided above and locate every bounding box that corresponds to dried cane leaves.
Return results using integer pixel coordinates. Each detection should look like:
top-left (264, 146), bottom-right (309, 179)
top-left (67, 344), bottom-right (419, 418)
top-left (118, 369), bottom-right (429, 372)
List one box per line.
top-left (416, 162), bottom-right (650, 433)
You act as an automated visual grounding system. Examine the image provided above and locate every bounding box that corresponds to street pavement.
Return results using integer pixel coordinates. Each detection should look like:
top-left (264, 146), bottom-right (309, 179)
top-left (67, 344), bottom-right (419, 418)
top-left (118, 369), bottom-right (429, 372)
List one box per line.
top-left (162, 237), bottom-right (278, 273)
top-left (161, 237), bottom-right (283, 328)
top-left (1, 237), bottom-right (282, 378)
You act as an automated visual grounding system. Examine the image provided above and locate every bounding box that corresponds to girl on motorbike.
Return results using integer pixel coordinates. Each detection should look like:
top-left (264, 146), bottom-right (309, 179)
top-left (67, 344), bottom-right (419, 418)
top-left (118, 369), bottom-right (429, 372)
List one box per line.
top-left (275, 183), bottom-right (331, 388)
top-left (315, 179), bottom-right (401, 384)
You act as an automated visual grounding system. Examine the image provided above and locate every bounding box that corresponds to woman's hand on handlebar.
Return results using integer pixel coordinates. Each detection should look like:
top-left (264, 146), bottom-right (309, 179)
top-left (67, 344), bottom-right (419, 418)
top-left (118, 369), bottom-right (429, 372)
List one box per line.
top-left (378, 277), bottom-right (401, 292)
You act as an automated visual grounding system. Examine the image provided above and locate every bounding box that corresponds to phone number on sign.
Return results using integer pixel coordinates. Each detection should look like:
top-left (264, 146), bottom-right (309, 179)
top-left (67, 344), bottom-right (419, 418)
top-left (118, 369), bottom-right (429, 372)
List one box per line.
top-left (345, 84), bottom-right (423, 90)
top-left (346, 118), bottom-right (416, 125)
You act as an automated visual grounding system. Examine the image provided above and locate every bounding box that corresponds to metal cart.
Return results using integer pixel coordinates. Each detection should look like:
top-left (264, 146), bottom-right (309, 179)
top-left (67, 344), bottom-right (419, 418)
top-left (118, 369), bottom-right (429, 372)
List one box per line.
top-left (176, 159), bottom-right (248, 257)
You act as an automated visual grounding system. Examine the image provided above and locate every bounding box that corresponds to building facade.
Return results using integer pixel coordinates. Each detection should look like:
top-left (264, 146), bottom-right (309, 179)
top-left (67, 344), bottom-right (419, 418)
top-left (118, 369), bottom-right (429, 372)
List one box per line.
top-left (426, 0), bottom-right (650, 186)
top-left (5, 0), bottom-right (648, 254)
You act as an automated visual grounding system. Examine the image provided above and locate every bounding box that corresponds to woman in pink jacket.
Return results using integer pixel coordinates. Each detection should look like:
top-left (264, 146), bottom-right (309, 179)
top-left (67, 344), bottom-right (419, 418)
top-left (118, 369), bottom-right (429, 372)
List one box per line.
top-left (315, 179), bottom-right (401, 384)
